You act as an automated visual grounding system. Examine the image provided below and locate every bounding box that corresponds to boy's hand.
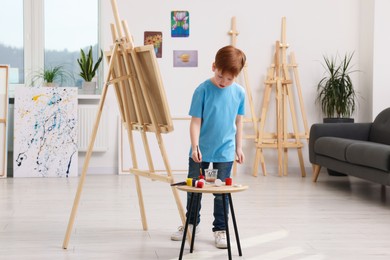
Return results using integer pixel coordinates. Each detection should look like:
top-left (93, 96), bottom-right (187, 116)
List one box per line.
top-left (192, 147), bottom-right (202, 163)
top-left (236, 149), bottom-right (245, 164)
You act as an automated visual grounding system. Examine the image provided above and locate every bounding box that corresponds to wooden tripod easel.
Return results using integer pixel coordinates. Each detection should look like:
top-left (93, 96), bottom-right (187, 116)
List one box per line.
top-left (228, 17), bottom-right (258, 176)
top-left (62, 0), bottom-right (185, 249)
top-left (253, 17), bottom-right (309, 177)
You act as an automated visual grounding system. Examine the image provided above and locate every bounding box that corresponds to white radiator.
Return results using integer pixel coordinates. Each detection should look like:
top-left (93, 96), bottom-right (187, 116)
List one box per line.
top-left (78, 104), bottom-right (109, 152)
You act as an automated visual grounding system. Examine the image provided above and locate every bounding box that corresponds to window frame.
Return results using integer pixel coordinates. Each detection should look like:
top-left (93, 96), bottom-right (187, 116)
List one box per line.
top-left (10, 0), bottom-right (101, 93)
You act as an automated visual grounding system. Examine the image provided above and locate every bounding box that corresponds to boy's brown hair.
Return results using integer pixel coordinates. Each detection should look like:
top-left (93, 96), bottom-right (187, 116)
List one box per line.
top-left (214, 45), bottom-right (246, 77)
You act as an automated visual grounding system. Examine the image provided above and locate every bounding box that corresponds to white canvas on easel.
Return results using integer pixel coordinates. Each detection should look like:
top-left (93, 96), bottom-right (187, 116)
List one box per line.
top-left (0, 65), bottom-right (9, 178)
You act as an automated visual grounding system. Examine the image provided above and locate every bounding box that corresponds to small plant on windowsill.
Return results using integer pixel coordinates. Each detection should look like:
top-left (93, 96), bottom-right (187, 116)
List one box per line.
top-left (77, 46), bottom-right (103, 94)
top-left (31, 65), bottom-right (70, 87)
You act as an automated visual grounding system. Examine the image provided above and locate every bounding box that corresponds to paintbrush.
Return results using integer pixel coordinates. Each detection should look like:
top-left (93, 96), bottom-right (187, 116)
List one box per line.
top-left (197, 145), bottom-right (204, 179)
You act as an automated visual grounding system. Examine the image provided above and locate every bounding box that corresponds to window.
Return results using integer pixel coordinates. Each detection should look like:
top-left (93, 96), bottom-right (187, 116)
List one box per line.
top-left (0, 0), bottom-right (100, 89)
top-left (0, 0), bottom-right (24, 84)
top-left (44, 0), bottom-right (99, 87)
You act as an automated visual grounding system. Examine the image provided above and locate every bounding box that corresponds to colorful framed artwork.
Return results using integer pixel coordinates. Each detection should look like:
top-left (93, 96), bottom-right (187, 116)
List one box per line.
top-left (171, 11), bottom-right (189, 37)
top-left (173, 50), bottom-right (198, 67)
top-left (144, 31), bottom-right (163, 58)
top-left (13, 86), bottom-right (78, 177)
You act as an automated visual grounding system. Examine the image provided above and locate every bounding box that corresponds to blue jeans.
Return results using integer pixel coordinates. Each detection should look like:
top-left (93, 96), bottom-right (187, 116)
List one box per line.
top-left (186, 158), bottom-right (233, 232)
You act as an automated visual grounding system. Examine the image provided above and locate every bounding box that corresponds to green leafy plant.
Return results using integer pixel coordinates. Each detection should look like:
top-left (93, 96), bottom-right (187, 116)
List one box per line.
top-left (31, 65), bottom-right (70, 86)
top-left (316, 52), bottom-right (358, 118)
top-left (77, 46), bottom-right (103, 82)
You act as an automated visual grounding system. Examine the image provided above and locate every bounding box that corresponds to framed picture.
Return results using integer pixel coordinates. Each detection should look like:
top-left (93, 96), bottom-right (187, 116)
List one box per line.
top-left (173, 50), bottom-right (198, 67)
top-left (144, 31), bottom-right (163, 58)
top-left (13, 87), bottom-right (78, 177)
top-left (171, 11), bottom-right (189, 37)
top-left (0, 65), bottom-right (9, 178)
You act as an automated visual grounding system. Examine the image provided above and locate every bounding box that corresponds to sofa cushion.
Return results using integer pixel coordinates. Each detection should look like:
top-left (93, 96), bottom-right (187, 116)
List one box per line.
top-left (314, 137), bottom-right (358, 162)
top-left (346, 142), bottom-right (390, 172)
top-left (369, 107), bottom-right (390, 145)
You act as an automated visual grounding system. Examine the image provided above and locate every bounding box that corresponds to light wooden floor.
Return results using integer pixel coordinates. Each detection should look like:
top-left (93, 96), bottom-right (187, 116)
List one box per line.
top-left (1, 171), bottom-right (390, 260)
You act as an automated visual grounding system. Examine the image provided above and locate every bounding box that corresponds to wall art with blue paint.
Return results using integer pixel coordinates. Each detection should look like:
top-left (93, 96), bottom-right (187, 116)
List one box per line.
top-left (171, 11), bottom-right (189, 37)
top-left (13, 87), bottom-right (78, 177)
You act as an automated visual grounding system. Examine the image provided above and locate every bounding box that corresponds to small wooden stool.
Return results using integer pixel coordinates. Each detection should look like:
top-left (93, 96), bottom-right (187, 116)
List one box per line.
top-left (176, 184), bottom-right (248, 260)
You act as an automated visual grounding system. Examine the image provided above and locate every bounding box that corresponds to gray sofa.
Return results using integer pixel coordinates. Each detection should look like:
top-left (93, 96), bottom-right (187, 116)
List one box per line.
top-left (309, 107), bottom-right (390, 185)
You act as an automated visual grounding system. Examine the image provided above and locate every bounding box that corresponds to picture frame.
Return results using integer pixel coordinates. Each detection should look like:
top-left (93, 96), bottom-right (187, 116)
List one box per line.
top-left (0, 65), bottom-right (9, 178)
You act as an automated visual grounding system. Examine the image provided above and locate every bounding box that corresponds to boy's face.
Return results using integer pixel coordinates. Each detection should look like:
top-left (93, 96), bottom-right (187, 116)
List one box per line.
top-left (211, 64), bottom-right (234, 89)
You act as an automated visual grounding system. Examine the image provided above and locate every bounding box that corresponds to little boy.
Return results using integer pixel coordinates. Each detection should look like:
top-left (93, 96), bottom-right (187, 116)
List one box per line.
top-left (171, 45), bottom-right (246, 249)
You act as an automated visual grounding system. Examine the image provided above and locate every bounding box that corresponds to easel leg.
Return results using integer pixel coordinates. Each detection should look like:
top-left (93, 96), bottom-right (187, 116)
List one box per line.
top-left (134, 175), bottom-right (148, 230)
top-left (232, 161), bottom-right (237, 177)
top-left (253, 148), bottom-right (260, 177)
top-left (297, 148), bottom-right (306, 177)
top-left (62, 68), bottom-right (113, 249)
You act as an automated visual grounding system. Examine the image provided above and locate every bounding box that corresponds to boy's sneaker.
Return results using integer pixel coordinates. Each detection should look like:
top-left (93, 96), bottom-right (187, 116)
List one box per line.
top-left (170, 224), bottom-right (200, 241)
top-left (214, 230), bottom-right (227, 249)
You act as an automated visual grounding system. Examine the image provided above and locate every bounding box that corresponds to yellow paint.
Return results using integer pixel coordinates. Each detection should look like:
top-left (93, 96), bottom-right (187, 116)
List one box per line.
top-left (32, 94), bottom-right (44, 101)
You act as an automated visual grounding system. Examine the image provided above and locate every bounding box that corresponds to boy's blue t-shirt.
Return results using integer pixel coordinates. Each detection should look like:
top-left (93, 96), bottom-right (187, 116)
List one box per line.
top-left (189, 79), bottom-right (245, 162)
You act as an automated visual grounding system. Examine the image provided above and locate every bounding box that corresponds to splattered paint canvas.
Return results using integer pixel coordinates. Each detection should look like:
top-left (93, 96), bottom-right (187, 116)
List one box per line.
top-left (14, 87), bottom-right (78, 177)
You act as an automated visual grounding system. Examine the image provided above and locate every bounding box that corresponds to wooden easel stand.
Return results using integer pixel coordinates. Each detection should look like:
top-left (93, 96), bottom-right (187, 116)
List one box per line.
top-left (253, 17), bottom-right (309, 177)
top-left (62, 0), bottom-right (186, 249)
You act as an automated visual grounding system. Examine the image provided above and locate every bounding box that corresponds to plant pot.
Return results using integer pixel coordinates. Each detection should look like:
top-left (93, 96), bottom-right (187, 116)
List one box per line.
top-left (82, 81), bottom-right (96, 94)
top-left (44, 82), bottom-right (59, 87)
top-left (323, 118), bottom-right (354, 123)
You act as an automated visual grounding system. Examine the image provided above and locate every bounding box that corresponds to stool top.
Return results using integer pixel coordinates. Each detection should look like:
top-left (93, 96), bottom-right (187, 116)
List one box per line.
top-left (176, 184), bottom-right (248, 194)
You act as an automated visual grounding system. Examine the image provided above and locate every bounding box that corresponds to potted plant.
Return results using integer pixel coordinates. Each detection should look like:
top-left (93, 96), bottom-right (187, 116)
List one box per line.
top-left (77, 46), bottom-right (103, 94)
top-left (31, 65), bottom-right (70, 87)
top-left (316, 52), bottom-right (358, 176)
top-left (316, 52), bottom-right (358, 123)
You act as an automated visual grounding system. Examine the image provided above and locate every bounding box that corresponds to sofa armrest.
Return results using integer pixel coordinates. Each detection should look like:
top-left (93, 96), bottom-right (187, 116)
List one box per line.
top-left (309, 122), bottom-right (372, 163)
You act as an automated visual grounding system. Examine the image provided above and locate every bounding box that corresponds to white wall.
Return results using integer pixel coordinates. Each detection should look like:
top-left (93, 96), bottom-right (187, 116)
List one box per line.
top-left (84, 0), bottom-right (374, 175)
top-left (372, 0), bottom-right (390, 117)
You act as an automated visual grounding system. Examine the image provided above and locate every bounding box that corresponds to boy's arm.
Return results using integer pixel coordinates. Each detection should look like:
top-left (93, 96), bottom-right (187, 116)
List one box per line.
top-left (235, 115), bottom-right (245, 164)
top-left (190, 116), bottom-right (202, 162)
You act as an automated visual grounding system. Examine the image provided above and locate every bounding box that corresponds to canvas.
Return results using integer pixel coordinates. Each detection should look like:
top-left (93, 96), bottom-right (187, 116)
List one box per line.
top-left (171, 11), bottom-right (189, 37)
top-left (173, 50), bottom-right (198, 67)
top-left (0, 65), bottom-right (8, 177)
top-left (144, 31), bottom-right (163, 58)
top-left (13, 86), bottom-right (78, 177)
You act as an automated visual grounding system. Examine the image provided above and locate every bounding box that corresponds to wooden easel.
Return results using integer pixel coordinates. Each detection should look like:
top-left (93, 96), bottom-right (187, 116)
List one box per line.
top-left (62, 0), bottom-right (185, 249)
top-left (253, 17), bottom-right (309, 177)
top-left (228, 17), bottom-right (258, 176)
top-left (0, 65), bottom-right (9, 178)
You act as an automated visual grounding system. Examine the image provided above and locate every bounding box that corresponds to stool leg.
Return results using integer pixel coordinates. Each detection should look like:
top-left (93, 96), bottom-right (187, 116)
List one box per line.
top-left (222, 194), bottom-right (232, 260)
top-left (179, 192), bottom-right (194, 260)
top-left (228, 193), bottom-right (242, 256)
top-left (190, 193), bottom-right (200, 253)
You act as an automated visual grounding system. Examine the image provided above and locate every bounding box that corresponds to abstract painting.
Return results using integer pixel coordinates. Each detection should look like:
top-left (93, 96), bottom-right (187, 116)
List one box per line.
top-left (171, 11), bottom-right (189, 37)
top-left (14, 87), bottom-right (78, 177)
top-left (144, 31), bottom-right (163, 58)
top-left (173, 50), bottom-right (198, 67)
